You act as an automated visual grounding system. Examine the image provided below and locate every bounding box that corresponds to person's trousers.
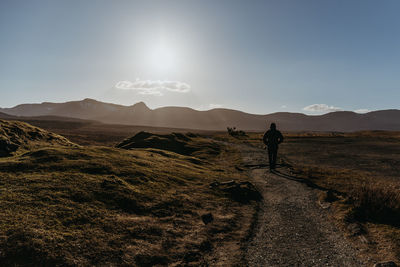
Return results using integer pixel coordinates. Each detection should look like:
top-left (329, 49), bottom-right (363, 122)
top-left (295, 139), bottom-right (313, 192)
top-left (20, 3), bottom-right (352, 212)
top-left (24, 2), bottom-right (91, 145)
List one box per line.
top-left (268, 147), bottom-right (278, 169)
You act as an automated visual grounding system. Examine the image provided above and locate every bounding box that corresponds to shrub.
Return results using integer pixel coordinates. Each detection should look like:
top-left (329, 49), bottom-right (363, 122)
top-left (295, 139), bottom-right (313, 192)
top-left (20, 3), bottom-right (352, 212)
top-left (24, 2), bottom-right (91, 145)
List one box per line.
top-left (353, 183), bottom-right (400, 227)
top-left (227, 127), bottom-right (246, 137)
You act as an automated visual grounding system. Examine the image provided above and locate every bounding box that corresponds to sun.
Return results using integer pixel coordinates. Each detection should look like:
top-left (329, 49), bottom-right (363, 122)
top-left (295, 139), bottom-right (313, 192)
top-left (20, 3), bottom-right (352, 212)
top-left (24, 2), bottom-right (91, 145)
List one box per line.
top-left (148, 41), bottom-right (178, 73)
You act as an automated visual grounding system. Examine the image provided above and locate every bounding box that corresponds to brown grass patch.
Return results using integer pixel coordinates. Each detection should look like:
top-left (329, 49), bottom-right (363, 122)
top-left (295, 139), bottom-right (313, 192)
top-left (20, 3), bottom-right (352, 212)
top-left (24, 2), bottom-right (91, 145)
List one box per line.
top-left (0, 123), bottom-right (257, 266)
top-left (275, 132), bottom-right (400, 264)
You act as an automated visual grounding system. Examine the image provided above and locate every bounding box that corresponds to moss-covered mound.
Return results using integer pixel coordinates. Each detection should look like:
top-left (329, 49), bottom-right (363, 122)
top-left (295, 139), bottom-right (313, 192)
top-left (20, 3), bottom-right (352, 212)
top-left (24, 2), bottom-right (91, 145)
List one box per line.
top-left (116, 131), bottom-right (221, 159)
top-left (0, 119), bottom-right (75, 157)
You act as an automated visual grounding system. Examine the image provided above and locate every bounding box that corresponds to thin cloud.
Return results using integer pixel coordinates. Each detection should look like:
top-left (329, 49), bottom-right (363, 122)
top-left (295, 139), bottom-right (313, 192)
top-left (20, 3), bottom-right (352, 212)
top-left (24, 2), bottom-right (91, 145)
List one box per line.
top-left (115, 79), bottom-right (191, 96)
top-left (354, 108), bottom-right (370, 113)
top-left (209, 104), bottom-right (222, 109)
top-left (303, 104), bottom-right (342, 112)
top-left (198, 103), bottom-right (223, 110)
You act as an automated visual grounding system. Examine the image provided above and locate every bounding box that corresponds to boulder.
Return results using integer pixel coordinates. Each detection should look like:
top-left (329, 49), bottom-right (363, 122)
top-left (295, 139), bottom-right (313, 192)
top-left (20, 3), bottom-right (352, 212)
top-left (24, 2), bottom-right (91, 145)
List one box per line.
top-left (210, 180), bottom-right (262, 203)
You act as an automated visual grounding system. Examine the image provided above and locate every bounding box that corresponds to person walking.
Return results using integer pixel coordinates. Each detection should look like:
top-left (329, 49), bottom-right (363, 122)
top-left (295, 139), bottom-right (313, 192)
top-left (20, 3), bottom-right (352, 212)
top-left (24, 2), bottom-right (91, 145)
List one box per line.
top-left (263, 123), bottom-right (284, 170)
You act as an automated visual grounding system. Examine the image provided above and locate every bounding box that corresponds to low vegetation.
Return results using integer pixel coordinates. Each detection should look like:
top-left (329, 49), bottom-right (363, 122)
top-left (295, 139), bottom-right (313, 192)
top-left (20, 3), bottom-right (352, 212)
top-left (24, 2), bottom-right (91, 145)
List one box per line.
top-left (0, 120), bottom-right (258, 266)
top-left (219, 131), bottom-right (400, 264)
top-left (0, 119), bottom-right (76, 156)
top-left (13, 118), bottom-right (214, 146)
top-left (3, 118), bottom-right (397, 265)
top-left (227, 127), bottom-right (247, 137)
top-left (116, 131), bottom-right (221, 159)
top-left (352, 183), bottom-right (400, 227)
top-left (276, 132), bottom-right (400, 264)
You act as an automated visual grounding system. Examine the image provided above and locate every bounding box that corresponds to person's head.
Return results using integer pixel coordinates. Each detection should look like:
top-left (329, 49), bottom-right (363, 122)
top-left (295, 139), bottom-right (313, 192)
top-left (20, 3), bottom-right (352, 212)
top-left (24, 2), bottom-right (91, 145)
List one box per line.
top-left (270, 123), bottom-right (276, 130)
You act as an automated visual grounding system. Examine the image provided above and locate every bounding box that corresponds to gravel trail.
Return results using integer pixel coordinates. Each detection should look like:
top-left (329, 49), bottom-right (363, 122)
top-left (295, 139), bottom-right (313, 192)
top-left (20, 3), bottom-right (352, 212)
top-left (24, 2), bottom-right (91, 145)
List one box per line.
top-left (240, 144), bottom-right (364, 266)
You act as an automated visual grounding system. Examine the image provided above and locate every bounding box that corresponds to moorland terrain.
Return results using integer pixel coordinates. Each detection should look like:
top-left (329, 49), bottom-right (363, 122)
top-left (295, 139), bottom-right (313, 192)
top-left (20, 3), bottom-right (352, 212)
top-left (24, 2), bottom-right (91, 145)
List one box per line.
top-left (229, 131), bottom-right (400, 265)
top-left (280, 132), bottom-right (400, 264)
top-left (0, 116), bottom-right (399, 266)
top-left (0, 119), bottom-right (259, 266)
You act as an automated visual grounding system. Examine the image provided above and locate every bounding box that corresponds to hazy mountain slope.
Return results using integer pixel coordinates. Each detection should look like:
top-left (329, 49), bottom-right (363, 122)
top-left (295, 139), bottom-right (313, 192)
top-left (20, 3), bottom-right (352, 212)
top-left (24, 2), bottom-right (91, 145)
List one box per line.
top-left (0, 112), bottom-right (16, 119)
top-left (0, 99), bottom-right (122, 119)
top-left (1, 99), bottom-right (399, 131)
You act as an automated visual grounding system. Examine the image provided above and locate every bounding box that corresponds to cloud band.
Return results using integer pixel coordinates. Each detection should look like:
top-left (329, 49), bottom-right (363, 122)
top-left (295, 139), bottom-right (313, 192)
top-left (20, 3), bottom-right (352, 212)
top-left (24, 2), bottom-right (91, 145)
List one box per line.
top-left (115, 79), bottom-right (191, 96)
top-left (303, 104), bottom-right (342, 112)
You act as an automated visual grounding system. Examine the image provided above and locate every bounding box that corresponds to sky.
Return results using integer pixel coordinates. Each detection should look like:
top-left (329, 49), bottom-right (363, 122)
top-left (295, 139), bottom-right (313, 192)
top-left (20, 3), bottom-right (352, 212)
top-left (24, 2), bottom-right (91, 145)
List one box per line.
top-left (0, 0), bottom-right (399, 114)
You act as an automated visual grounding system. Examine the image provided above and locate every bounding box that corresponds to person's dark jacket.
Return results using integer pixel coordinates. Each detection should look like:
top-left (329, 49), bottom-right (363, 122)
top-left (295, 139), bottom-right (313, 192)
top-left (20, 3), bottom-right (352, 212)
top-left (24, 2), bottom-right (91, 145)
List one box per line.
top-left (263, 130), bottom-right (284, 149)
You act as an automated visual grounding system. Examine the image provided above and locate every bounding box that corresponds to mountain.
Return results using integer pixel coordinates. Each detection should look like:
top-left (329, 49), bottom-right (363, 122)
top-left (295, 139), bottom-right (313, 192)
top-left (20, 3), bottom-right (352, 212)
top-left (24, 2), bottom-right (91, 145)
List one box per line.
top-left (0, 111), bottom-right (17, 120)
top-left (1, 99), bottom-right (399, 131)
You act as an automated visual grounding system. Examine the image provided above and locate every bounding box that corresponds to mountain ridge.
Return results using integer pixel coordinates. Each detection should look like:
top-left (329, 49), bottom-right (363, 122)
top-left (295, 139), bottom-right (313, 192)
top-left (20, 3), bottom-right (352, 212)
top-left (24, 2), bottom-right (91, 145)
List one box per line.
top-left (1, 99), bottom-right (399, 132)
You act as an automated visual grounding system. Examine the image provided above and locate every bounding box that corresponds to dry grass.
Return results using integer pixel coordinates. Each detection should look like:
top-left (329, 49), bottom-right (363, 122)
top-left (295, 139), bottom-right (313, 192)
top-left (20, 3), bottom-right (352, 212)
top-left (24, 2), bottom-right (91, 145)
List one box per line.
top-left (0, 121), bottom-right (257, 266)
top-left (12, 118), bottom-right (218, 146)
top-left (352, 183), bottom-right (400, 227)
top-left (221, 130), bottom-right (400, 263)
top-left (274, 132), bottom-right (400, 264)
top-left (0, 119), bottom-right (76, 156)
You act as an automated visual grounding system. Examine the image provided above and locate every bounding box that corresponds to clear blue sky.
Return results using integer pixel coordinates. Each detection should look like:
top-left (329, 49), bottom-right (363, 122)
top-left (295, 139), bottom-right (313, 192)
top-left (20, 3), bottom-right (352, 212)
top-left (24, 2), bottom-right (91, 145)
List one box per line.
top-left (1, 0), bottom-right (399, 114)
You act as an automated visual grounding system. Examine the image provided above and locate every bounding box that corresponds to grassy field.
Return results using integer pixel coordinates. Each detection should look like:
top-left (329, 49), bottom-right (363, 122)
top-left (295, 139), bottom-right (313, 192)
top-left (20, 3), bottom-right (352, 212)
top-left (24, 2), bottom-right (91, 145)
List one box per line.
top-left (2, 118), bottom-right (399, 265)
top-left (13, 118), bottom-right (216, 146)
top-left (0, 120), bottom-right (258, 266)
top-left (39, 120), bottom-right (400, 264)
top-left (239, 131), bottom-right (400, 264)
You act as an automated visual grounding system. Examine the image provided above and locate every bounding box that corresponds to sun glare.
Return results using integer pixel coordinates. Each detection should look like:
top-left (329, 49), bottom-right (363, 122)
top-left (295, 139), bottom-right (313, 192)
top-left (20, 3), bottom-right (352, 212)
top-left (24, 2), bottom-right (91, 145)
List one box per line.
top-left (148, 41), bottom-right (178, 73)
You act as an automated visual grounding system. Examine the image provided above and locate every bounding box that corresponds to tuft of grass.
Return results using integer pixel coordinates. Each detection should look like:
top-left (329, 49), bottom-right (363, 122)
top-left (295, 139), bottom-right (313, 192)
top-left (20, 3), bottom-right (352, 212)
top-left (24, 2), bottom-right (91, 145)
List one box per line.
top-left (352, 183), bottom-right (400, 227)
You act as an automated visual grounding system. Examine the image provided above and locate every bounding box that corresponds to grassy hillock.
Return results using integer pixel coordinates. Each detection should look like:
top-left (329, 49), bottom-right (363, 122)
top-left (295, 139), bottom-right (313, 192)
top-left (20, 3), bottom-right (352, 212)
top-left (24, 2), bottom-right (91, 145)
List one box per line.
top-left (0, 119), bottom-right (76, 156)
top-left (116, 131), bottom-right (221, 159)
top-left (0, 121), bottom-right (256, 266)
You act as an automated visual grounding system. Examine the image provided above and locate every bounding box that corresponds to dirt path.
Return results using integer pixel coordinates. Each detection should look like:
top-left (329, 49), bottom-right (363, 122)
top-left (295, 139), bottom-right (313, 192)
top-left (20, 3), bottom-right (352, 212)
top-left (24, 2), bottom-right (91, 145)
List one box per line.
top-left (240, 144), bottom-right (365, 266)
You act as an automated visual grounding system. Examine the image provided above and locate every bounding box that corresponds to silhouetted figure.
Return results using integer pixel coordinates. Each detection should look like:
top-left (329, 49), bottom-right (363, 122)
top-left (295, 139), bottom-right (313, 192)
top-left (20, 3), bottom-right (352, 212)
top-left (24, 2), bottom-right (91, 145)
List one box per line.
top-left (263, 123), bottom-right (284, 170)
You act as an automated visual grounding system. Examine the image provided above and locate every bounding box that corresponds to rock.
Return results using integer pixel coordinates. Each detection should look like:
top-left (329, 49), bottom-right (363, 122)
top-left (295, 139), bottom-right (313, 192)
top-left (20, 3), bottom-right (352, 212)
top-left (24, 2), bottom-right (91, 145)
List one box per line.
top-left (373, 261), bottom-right (397, 267)
top-left (319, 190), bottom-right (338, 203)
top-left (325, 190), bottom-right (339, 202)
top-left (201, 213), bottom-right (213, 225)
top-left (210, 180), bottom-right (262, 203)
top-left (318, 200), bottom-right (331, 209)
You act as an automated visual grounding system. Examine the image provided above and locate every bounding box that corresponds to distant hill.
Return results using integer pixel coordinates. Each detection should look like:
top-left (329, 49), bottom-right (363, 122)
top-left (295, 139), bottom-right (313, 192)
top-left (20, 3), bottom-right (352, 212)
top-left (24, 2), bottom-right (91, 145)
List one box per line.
top-left (0, 112), bottom-right (17, 120)
top-left (1, 98), bottom-right (399, 131)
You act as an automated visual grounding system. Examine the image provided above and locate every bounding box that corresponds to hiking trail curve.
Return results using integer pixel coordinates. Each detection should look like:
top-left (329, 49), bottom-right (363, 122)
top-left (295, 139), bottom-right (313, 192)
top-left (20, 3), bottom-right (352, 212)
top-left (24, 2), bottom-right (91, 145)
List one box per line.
top-left (239, 143), bottom-right (365, 266)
